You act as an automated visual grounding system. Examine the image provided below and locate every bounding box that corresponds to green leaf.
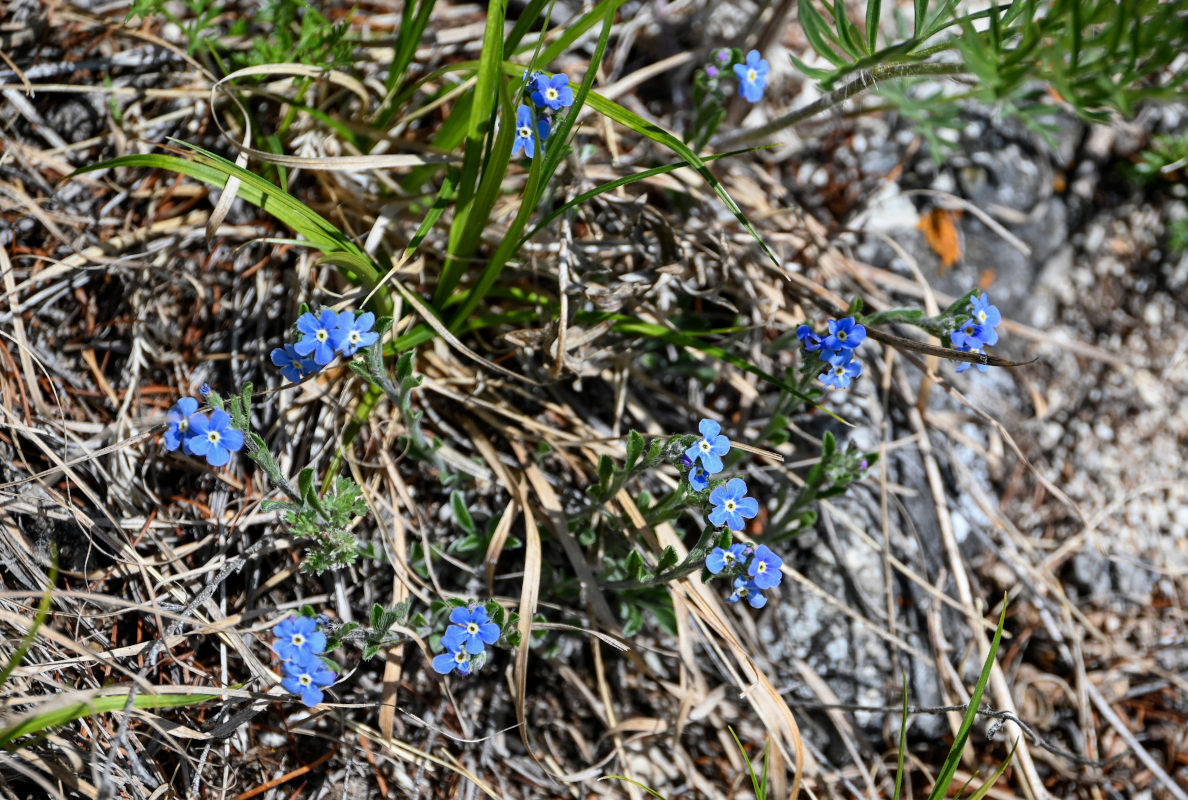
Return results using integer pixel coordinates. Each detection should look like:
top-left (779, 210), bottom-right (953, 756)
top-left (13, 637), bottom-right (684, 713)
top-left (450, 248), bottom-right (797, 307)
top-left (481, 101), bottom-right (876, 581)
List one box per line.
top-left (625, 550), bottom-right (645, 583)
top-left (656, 546), bottom-right (679, 573)
top-left (362, 643), bottom-right (380, 660)
top-left (865, 0), bottom-right (883, 53)
top-left (621, 602), bottom-right (644, 637)
top-left (597, 455), bottom-right (615, 489)
top-left (370, 603), bottom-right (384, 630)
top-left (625, 430), bottom-right (645, 469)
top-left (450, 491), bottom-right (477, 536)
top-left (799, 0), bottom-right (853, 68)
top-left (485, 600), bottom-right (506, 629)
top-left (831, 0), bottom-right (868, 58)
top-left (297, 467), bottom-right (316, 506)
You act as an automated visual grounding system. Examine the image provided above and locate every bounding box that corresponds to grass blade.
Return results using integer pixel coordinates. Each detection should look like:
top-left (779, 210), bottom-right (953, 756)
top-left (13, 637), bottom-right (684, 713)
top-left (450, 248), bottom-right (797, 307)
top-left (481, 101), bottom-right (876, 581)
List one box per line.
top-left (926, 601), bottom-right (1007, 800)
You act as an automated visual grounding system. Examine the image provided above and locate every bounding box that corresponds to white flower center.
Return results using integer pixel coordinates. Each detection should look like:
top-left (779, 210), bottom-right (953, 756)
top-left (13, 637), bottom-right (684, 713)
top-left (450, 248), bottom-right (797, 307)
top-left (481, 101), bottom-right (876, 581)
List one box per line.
top-left (837, 330), bottom-right (847, 341)
top-left (349, 331), bottom-right (361, 345)
top-left (834, 366), bottom-right (845, 376)
top-left (299, 674), bottom-right (312, 686)
top-left (467, 622), bottom-right (480, 635)
top-left (699, 441), bottom-right (711, 452)
top-left (207, 430), bottom-right (221, 445)
top-left (454, 651), bottom-right (468, 664)
top-left (316, 329), bottom-right (329, 342)
top-left (757, 563), bottom-right (767, 574)
top-left (178, 419), bottom-right (189, 432)
top-left (518, 125), bottom-right (532, 139)
top-left (725, 500), bottom-right (736, 512)
top-left (724, 553), bottom-right (736, 564)
top-left (746, 68), bottom-right (757, 83)
top-left (977, 310), bottom-right (987, 323)
top-left (546, 87), bottom-right (558, 100)
top-left (292, 634), bottom-right (305, 646)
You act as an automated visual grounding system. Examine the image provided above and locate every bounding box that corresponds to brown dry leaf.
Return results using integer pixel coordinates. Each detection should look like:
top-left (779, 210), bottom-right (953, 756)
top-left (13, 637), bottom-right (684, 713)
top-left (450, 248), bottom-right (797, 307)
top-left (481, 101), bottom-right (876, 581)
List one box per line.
top-left (917, 207), bottom-right (964, 268)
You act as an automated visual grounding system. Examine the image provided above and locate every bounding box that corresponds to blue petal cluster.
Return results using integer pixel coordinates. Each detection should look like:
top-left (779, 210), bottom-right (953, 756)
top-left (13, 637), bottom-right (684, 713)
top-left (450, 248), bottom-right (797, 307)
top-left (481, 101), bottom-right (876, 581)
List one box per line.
top-left (164, 396), bottom-right (245, 467)
top-left (706, 541), bottom-right (784, 609)
top-left (799, 316), bottom-right (867, 389)
top-left (271, 615), bottom-right (335, 707)
top-left (512, 70), bottom-right (574, 159)
top-left (733, 50), bottom-right (770, 103)
top-left (271, 309), bottom-right (379, 383)
top-left (708, 477), bottom-right (759, 531)
top-left (685, 418), bottom-right (731, 477)
top-left (949, 293), bottom-right (1002, 373)
top-left (433, 605), bottom-right (500, 676)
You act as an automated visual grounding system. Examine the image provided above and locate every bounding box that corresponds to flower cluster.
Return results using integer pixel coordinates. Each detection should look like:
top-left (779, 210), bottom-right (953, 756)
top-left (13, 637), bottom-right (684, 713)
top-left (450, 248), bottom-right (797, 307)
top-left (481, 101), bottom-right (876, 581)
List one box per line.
top-left (798, 316), bottom-right (867, 390)
top-left (701, 48), bottom-right (770, 103)
top-left (684, 418), bottom-right (782, 607)
top-left (271, 309), bottom-right (379, 383)
top-left (272, 615), bottom-right (336, 707)
top-left (706, 542), bottom-right (784, 608)
top-left (432, 605), bottom-right (500, 676)
top-left (513, 70), bottom-right (575, 159)
top-left (948, 293), bottom-right (1001, 373)
top-left (164, 396), bottom-right (245, 467)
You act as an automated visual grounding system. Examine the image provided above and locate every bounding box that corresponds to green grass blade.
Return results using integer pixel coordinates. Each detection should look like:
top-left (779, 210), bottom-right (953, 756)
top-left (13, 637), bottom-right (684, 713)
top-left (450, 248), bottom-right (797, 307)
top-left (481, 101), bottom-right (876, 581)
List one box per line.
top-left (505, 0), bottom-right (550, 52)
top-left (515, 149), bottom-right (757, 251)
top-left (446, 0), bottom-right (622, 329)
top-left (892, 673), bottom-right (908, 800)
top-left (0, 558), bottom-right (55, 690)
top-left (0, 688), bottom-right (226, 749)
top-left (926, 601), bottom-right (1007, 800)
top-left (580, 91), bottom-right (779, 268)
top-left (599, 777), bottom-right (669, 799)
top-left (71, 147), bottom-right (389, 314)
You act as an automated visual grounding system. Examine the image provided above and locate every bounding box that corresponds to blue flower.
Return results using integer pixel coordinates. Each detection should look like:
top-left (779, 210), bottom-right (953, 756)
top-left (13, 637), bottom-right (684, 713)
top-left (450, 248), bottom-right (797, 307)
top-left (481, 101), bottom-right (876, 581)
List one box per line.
top-left (706, 543), bottom-right (747, 575)
top-left (747, 544), bottom-right (783, 590)
top-left (186, 409), bottom-right (244, 467)
top-left (688, 466), bottom-right (709, 492)
top-left (708, 477), bottom-right (759, 531)
top-left (531, 73), bottom-right (574, 110)
top-left (198, 383), bottom-right (211, 398)
top-left (432, 642), bottom-right (472, 676)
top-left (951, 319), bottom-right (997, 349)
top-left (331, 311), bottom-right (379, 357)
top-left (164, 397), bottom-right (200, 453)
top-left (280, 651), bottom-right (336, 707)
top-left (441, 606), bottom-right (500, 656)
top-left (685, 418), bottom-right (731, 475)
top-left (797, 324), bottom-right (822, 352)
top-left (733, 50), bottom-right (769, 102)
top-left (822, 316), bottom-right (866, 351)
top-left (726, 577), bottom-right (767, 608)
top-left (512, 105), bottom-right (550, 159)
top-left (953, 342), bottom-right (990, 373)
top-left (295, 309), bottom-right (341, 366)
top-left (272, 615), bottom-right (327, 662)
top-left (271, 343), bottom-right (321, 383)
top-left (970, 293), bottom-right (1002, 332)
top-left (819, 353), bottom-right (863, 389)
